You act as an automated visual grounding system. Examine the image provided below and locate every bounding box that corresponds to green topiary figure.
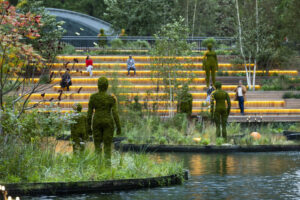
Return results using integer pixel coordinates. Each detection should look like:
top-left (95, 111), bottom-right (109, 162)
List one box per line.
top-left (130, 96), bottom-right (143, 115)
top-left (177, 84), bottom-right (193, 116)
top-left (210, 81), bottom-right (231, 141)
top-left (71, 103), bottom-right (88, 152)
top-left (203, 43), bottom-right (218, 87)
top-left (97, 28), bottom-right (107, 47)
top-left (87, 77), bottom-right (121, 165)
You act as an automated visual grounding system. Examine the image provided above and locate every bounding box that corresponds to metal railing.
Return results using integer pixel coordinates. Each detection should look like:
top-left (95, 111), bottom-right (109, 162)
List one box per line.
top-left (60, 36), bottom-right (235, 51)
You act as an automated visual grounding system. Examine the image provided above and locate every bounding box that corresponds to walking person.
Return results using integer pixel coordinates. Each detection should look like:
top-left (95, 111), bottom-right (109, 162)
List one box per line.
top-left (206, 84), bottom-right (215, 103)
top-left (234, 80), bottom-right (247, 115)
top-left (86, 55), bottom-right (93, 77)
top-left (127, 55), bottom-right (136, 76)
top-left (60, 69), bottom-right (72, 91)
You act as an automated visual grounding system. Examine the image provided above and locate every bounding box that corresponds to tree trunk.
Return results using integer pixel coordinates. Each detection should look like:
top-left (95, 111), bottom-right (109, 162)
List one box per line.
top-left (235, 0), bottom-right (250, 88)
top-left (192, 0), bottom-right (197, 38)
top-left (186, 0), bottom-right (189, 27)
top-left (253, 0), bottom-right (259, 91)
top-left (168, 71), bottom-right (173, 118)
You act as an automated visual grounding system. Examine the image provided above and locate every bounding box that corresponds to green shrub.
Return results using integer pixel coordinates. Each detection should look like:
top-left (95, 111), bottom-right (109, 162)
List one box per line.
top-left (217, 71), bottom-right (229, 76)
top-left (39, 74), bottom-right (50, 84)
top-left (132, 40), bottom-right (151, 49)
top-left (283, 92), bottom-right (300, 99)
top-left (111, 38), bottom-right (124, 49)
top-left (283, 92), bottom-right (294, 98)
top-left (201, 138), bottom-right (210, 145)
top-left (202, 38), bottom-right (217, 48)
top-left (61, 43), bottom-right (76, 55)
top-left (216, 137), bottom-right (225, 146)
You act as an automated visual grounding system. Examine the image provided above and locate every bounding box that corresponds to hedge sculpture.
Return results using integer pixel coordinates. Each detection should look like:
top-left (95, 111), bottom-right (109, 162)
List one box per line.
top-left (71, 103), bottom-right (88, 152)
top-left (210, 81), bottom-right (231, 140)
top-left (177, 84), bottom-right (193, 116)
top-left (87, 77), bottom-right (121, 165)
top-left (203, 43), bottom-right (218, 87)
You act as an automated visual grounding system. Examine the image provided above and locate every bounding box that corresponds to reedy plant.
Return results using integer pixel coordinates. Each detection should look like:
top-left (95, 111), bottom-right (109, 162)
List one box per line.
top-left (0, 144), bottom-right (183, 183)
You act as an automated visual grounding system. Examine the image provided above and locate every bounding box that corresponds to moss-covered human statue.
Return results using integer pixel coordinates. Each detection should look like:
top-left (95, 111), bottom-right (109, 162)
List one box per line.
top-left (97, 28), bottom-right (107, 47)
top-left (87, 77), bottom-right (121, 164)
top-left (210, 82), bottom-right (231, 140)
top-left (130, 96), bottom-right (143, 115)
top-left (70, 103), bottom-right (88, 152)
top-left (177, 84), bottom-right (193, 116)
top-left (203, 43), bottom-right (218, 87)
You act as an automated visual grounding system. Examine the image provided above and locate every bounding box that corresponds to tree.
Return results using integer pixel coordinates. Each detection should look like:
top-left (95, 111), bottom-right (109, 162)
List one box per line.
top-left (103, 0), bottom-right (176, 36)
top-left (17, 0), bottom-right (65, 60)
top-left (150, 17), bottom-right (194, 117)
top-left (0, 1), bottom-right (57, 121)
top-left (234, 0), bottom-right (297, 90)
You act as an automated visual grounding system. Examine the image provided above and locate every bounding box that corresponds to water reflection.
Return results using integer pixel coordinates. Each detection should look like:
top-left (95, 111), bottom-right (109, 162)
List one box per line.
top-left (156, 152), bottom-right (300, 176)
top-left (24, 152), bottom-right (300, 200)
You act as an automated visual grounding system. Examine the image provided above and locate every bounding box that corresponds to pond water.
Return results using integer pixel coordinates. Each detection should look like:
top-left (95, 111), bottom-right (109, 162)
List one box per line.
top-left (25, 152), bottom-right (300, 200)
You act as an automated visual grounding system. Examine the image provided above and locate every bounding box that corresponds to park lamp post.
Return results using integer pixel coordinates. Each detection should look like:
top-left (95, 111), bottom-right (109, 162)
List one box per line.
top-left (0, 185), bottom-right (20, 200)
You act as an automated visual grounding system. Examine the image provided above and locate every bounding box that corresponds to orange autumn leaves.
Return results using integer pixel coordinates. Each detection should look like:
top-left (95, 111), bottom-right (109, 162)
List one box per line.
top-left (0, 0), bottom-right (43, 70)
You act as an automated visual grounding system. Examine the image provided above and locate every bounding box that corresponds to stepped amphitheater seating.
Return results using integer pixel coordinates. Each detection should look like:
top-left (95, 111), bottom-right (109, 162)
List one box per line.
top-left (28, 55), bottom-right (300, 122)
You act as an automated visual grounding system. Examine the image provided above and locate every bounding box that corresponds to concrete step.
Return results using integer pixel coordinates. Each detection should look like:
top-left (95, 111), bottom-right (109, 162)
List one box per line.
top-left (285, 99), bottom-right (300, 108)
top-left (51, 62), bottom-right (234, 70)
top-left (40, 107), bottom-right (300, 115)
top-left (228, 115), bottom-right (300, 122)
top-left (51, 84), bottom-right (261, 92)
top-left (56, 55), bottom-right (204, 62)
top-left (45, 77), bottom-right (206, 84)
top-left (53, 70), bottom-right (298, 77)
top-left (28, 100), bottom-right (285, 109)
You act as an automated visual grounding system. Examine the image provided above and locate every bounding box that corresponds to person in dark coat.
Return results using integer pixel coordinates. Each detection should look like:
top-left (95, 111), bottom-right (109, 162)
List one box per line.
top-left (60, 69), bottom-right (72, 91)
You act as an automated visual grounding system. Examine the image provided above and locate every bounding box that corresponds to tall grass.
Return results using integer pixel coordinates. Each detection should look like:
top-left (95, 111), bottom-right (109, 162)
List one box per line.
top-left (0, 141), bottom-right (183, 183)
top-left (122, 112), bottom-right (298, 146)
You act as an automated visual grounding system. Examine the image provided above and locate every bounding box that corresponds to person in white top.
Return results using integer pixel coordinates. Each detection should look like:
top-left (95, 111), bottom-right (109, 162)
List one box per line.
top-left (234, 80), bottom-right (247, 115)
top-left (85, 56), bottom-right (93, 77)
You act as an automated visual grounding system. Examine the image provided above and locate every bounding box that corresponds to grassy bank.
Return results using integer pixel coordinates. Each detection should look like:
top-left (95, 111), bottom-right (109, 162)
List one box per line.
top-left (122, 113), bottom-right (300, 146)
top-left (0, 143), bottom-right (183, 184)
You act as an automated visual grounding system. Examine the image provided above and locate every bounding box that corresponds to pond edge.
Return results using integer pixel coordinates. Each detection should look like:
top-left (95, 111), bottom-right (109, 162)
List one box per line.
top-left (3, 170), bottom-right (188, 196)
top-left (115, 143), bottom-right (300, 153)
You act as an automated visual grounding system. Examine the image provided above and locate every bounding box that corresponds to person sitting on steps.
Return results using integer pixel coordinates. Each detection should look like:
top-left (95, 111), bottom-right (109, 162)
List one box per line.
top-left (127, 55), bottom-right (136, 76)
top-left (86, 55), bottom-right (93, 77)
top-left (60, 68), bottom-right (72, 91)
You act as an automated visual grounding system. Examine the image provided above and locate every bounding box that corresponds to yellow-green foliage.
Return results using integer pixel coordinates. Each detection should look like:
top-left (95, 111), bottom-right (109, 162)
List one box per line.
top-left (70, 103), bottom-right (88, 151)
top-left (177, 85), bottom-right (193, 115)
top-left (87, 77), bottom-right (121, 135)
top-left (98, 29), bottom-right (107, 47)
top-left (203, 43), bottom-right (218, 71)
top-left (130, 96), bottom-right (142, 112)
